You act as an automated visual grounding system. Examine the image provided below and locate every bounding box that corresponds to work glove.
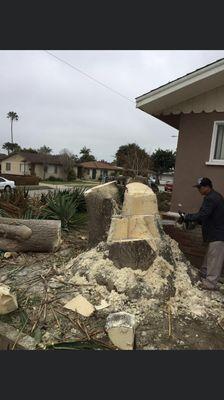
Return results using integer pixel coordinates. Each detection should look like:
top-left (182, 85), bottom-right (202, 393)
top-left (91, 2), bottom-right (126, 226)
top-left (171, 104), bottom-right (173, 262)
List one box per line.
top-left (177, 211), bottom-right (186, 224)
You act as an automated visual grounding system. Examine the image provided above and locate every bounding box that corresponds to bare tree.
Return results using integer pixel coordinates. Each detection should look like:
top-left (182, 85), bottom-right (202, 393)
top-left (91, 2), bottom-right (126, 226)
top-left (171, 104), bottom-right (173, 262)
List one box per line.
top-left (59, 149), bottom-right (78, 181)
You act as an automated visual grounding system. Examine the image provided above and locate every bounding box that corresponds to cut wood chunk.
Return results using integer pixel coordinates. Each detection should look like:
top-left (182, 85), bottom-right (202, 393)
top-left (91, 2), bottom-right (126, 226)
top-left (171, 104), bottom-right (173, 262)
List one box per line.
top-left (0, 285), bottom-right (18, 315)
top-left (105, 312), bottom-right (136, 350)
top-left (0, 217), bottom-right (61, 252)
top-left (64, 294), bottom-right (95, 317)
top-left (95, 299), bottom-right (109, 310)
top-left (122, 182), bottom-right (159, 217)
top-left (4, 252), bottom-right (18, 259)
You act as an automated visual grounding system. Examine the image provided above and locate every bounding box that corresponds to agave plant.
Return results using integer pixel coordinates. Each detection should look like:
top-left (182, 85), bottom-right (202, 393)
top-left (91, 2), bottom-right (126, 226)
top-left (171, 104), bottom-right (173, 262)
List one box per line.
top-left (22, 207), bottom-right (44, 220)
top-left (69, 186), bottom-right (87, 212)
top-left (41, 192), bottom-right (86, 230)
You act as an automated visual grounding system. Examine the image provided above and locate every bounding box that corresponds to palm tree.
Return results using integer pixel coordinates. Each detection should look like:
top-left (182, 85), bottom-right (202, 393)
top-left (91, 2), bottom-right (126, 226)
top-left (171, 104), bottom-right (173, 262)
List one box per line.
top-left (7, 111), bottom-right (19, 144)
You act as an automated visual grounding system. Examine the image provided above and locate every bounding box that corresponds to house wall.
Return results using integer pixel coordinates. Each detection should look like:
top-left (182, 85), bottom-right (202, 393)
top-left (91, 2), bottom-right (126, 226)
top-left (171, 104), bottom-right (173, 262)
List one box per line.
top-left (82, 168), bottom-right (91, 180)
top-left (1, 155), bottom-right (78, 181)
top-left (82, 168), bottom-right (119, 180)
top-left (171, 111), bottom-right (224, 212)
top-left (1, 154), bottom-right (31, 175)
top-left (34, 164), bottom-right (68, 180)
top-left (162, 220), bottom-right (207, 268)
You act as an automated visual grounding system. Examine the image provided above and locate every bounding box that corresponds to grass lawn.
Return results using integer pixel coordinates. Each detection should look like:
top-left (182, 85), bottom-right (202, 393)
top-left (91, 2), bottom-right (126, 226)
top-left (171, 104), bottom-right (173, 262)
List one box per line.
top-left (41, 180), bottom-right (99, 187)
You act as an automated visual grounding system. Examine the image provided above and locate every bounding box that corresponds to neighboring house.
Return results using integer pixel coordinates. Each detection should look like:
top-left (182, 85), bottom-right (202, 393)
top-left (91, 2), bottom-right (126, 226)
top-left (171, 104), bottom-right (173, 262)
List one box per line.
top-left (0, 153), bottom-right (7, 174)
top-left (77, 161), bottom-right (123, 180)
top-left (136, 58), bottom-right (224, 212)
top-left (0, 152), bottom-right (76, 180)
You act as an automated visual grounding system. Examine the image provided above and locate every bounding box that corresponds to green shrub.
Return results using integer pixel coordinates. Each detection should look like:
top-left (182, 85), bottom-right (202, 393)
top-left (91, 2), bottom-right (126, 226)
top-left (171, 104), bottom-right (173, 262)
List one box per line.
top-left (69, 187), bottom-right (87, 212)
top-left (0, 187), bottom-right (88, 231)
top-left (45, 187), bottom-right (87, 212)
top-left (67, 169), bottom-right (76, 181)
top-left (46, 176), bottom-right (64, 182)
top-left (0, 187), bottom-right (30, 217)
top-left (156, 192), bottom-right (172, 212)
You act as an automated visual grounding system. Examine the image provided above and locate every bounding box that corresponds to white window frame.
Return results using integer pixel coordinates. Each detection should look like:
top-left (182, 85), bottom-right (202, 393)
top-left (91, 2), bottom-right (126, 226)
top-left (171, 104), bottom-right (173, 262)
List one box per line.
top-left (6, 162), bottom-right (11, 171)
top-left (206, 121), bottom-right (224, 166)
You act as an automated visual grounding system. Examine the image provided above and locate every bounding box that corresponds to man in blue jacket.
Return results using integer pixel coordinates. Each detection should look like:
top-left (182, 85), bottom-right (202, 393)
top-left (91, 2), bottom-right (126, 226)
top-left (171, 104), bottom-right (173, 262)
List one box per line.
top-left (182, 177), bottom-right (224, 290)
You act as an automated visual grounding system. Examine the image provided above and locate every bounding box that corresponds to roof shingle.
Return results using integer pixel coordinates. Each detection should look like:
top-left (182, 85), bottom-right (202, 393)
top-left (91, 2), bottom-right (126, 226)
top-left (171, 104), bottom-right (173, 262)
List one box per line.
top-left (78, 161), bottom-right (122, 170)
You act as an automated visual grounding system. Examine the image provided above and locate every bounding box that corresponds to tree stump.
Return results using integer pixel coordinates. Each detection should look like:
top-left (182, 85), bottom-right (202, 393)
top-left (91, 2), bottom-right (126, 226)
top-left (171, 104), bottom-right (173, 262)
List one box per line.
top-left (84, 182), bottom-right (120, 247)
top-left (108, 239), bottom-right (157, 270)
top-left (0, 217), bottom-right (61, 252)
top-left (107, 182), bottom-right (161, 270)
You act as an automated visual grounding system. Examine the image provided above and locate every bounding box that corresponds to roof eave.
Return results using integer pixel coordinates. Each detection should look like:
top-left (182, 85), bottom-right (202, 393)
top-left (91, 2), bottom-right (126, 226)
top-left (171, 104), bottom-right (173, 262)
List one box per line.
top-left (136, 58), bottom-right (224, 117)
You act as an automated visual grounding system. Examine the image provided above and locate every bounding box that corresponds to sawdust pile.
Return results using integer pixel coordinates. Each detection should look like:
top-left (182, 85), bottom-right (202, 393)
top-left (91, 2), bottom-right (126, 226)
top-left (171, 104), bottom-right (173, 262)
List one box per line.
top-left (64, 234), bottom-right (224, 329)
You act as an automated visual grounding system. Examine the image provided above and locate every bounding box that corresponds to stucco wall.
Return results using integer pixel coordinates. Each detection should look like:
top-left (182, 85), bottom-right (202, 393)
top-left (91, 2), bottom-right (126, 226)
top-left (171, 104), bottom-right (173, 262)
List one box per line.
top-left (34, 164), bottom-right (69, 180)
top-left (82, 168), bottom-right (118, 180)
top-left (171, 111), bottom-right (224, 212)
top-left (0, 154), bottom-right (75, 181)
top-left (1, 154), bottom-right (31, 175)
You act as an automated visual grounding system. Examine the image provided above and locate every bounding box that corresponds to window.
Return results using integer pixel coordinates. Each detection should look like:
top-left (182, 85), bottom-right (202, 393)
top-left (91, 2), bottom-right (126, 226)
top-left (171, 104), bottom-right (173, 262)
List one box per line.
top-left (6, 162), bottom-right (11, 171)
top-left (54, 165), bottom-right (58, 174)
top-left (207, 121), bottom-right (224, 165)
top-left (20, 163), bottom-right (25, 173)
top-left (214, 124), bottom-right (224, 159)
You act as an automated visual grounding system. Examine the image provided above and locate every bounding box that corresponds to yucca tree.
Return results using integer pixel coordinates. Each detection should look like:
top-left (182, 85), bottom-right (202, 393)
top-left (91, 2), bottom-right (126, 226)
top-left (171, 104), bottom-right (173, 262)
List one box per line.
top-left (7, 111), bottom-right (19, 144)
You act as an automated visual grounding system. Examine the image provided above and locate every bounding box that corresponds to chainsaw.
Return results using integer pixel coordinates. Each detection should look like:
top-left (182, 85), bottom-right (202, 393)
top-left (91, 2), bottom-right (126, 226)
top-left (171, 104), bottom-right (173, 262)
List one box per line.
top-left (177, 210), bottom-right (197, 230)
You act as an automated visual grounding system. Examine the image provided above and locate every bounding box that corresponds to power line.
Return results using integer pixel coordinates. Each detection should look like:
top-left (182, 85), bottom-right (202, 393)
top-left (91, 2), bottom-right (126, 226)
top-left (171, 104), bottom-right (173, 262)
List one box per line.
top-left (43, 50), bottom-right (135, 104)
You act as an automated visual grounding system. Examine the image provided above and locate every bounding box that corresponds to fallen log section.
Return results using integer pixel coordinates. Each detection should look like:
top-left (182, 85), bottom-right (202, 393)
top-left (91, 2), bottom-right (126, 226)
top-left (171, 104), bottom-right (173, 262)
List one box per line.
top-left (0, 217), bottom-right (61, 252)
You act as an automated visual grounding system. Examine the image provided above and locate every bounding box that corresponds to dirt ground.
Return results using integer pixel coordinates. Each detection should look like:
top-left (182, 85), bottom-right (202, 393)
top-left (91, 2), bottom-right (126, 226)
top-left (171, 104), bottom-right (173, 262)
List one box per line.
top-left (0, 226), bottom-right (113, 350)
top-left (1, 224), bottom-right (224, 350)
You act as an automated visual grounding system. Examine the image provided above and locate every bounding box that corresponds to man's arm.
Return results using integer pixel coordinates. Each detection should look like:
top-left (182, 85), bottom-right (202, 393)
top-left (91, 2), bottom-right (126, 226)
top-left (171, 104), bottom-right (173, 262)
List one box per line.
top-left (185, 196), bottom-right (216, 223)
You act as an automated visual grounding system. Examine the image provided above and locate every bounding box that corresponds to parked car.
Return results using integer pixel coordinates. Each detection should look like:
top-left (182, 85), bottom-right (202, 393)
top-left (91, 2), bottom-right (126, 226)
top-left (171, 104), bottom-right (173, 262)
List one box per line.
top-left (164, 181), bottom-right (173, 192)
top-left (148, 175), bottom-right (156, 184)
top-left (0, 177), bottom-right (16, 191)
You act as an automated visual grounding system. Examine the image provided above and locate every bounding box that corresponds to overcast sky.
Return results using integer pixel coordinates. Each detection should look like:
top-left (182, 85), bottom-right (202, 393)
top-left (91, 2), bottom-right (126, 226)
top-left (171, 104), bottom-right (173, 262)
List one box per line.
top-left (1, 50), bottom-right (224, 161)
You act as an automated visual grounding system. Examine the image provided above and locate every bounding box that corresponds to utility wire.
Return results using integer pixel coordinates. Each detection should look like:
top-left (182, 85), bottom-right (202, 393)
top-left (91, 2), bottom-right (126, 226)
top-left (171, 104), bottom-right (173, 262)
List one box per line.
top-left (44, 50), bottom-right (135, 104)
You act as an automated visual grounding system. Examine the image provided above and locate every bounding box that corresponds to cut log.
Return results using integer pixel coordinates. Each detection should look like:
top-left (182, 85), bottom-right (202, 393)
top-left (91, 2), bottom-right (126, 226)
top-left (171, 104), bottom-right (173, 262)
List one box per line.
top-left (0, 223), bottom-right (32, 241)
top-left (0, 217), bottom-right (61, 252)
top-left (84, 182), bottom-right (120, 247)
top-left (0, 285), bottom-right (18, 315)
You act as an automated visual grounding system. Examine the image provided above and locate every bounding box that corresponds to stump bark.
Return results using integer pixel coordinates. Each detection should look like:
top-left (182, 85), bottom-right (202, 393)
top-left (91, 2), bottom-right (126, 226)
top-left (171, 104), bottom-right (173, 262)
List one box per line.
top-left (84, 182), bottom-right (120, 247)
top-left (0, 217), bottom-right (61, 252)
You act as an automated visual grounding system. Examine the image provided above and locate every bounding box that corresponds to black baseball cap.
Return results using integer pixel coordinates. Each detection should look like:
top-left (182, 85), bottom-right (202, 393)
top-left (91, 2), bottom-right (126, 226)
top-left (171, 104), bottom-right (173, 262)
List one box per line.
top-left (193, 177), bottom-right (213, 188)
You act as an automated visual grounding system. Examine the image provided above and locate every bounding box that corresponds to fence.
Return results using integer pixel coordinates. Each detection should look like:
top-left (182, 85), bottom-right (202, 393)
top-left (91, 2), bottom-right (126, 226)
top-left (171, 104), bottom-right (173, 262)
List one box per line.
top-left (1, 174), bottom-right (40, 186)
top-left (161, 212), bottom-right (207, 267)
